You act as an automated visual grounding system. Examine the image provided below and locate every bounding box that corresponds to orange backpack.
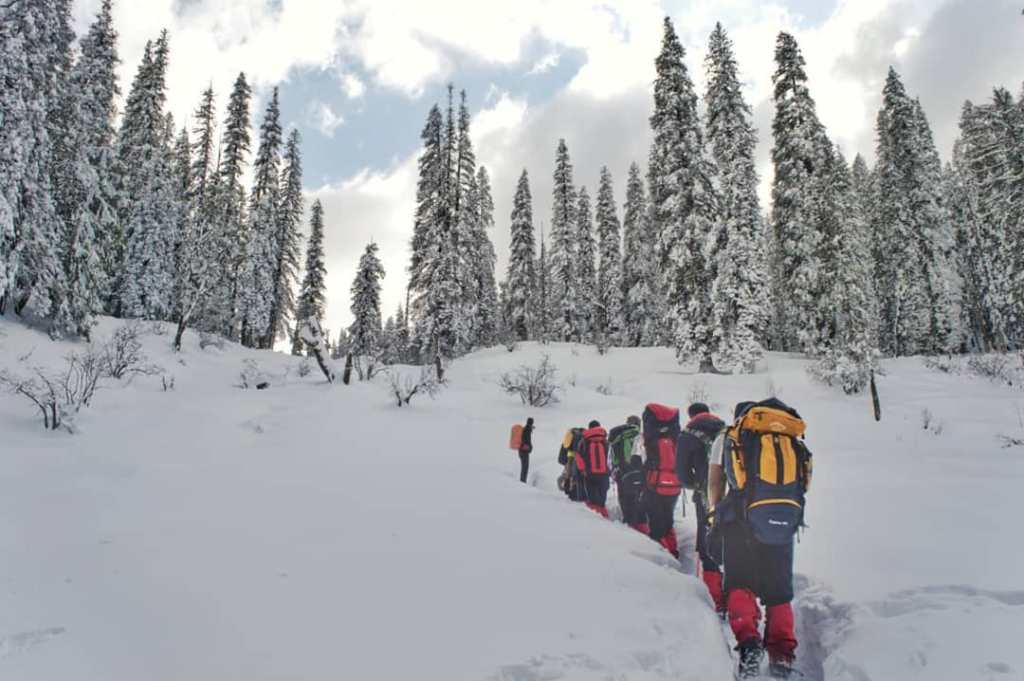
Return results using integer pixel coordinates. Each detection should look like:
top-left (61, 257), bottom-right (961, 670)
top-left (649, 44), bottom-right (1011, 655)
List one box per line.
top-left (509, 424), bottom-right (524, 451)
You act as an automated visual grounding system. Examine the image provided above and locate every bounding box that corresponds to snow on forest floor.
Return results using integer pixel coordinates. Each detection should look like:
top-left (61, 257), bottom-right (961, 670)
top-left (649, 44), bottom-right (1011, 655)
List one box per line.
top-left (1, 315), bottom-right (1023, 681)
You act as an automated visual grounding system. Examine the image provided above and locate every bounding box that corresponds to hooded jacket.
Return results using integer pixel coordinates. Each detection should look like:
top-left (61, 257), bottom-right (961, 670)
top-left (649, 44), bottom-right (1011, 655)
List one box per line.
top-left (677, 412), bottom-right (725, 491)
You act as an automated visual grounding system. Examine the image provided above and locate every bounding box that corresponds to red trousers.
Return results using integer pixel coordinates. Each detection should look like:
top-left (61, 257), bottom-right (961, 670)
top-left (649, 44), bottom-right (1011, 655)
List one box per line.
top-left (727, 588), bottom-right (797, 662)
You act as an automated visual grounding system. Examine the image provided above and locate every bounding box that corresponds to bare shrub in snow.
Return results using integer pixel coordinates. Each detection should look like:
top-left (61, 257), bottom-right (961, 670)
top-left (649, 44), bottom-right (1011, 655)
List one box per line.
top-left (297, 360), bottom-right (312, 378)
top-left (238, 359), bottom-right (269, 389)
top-left (0, 346), bottom-right (107, 432)
top-left (149, 321), bottom-right (168, 337)
top-left (920, 408), bottom-right (944, 436)
top-left (199, 332), bottom-right (225, 351)
top-left (499, 355), bottom-right (561, 407)
top-left (922, 354), bottom-right (960, 375)
top-left (688, 381), bottom-right (711, 406)
top-left (596, 379), bottom-right (614, 396)
top-left (101, 322), bottom-right (160, 380)
top-left (966, 354), bottom-right (1015, 387)
top-left (162, 374), bottom-right (175, 392)
top-left (766, 377), bottom-right (783, 398)
top-left (353, 355), bottom-right (381, 382)
top-left (386, 366), bottom-right (443, 407)
top-left (504, 338), bottom-right (518, 353)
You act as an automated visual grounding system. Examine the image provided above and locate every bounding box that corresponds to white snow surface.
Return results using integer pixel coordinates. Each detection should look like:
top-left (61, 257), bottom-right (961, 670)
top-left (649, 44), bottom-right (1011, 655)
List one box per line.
top-left (1, 316), bottom-right (1022, 681)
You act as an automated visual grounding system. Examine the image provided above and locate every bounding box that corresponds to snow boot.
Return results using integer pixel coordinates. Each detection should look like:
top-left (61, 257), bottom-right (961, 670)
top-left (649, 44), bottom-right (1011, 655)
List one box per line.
top-left (658, 530), bottom-right (679, 558)
top-left (630, 522), bottom-right (650, 535)
top-left (735, 639), bottom-right (764, 679)
top-left (768, 657), bottom-right (798, 679)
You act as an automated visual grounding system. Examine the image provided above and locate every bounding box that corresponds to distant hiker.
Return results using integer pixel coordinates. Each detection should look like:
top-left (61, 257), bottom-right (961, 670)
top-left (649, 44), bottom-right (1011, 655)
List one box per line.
top-left (677, 402), bottom-right (727, 614)
top-left (557, 427), bottom-right (585, 501)
top-left (641, 404), bottom-right (683, 558)
top-left (576, 420), bottom-right (610, 517)
top-left (617, 454), bottom-right (647, 533)
top-left (609, 415), bottom-right (642, 519)
top-left (517, 417), bottom-right (534, 484)
top-left (708, 399), bottom-right (813, 680)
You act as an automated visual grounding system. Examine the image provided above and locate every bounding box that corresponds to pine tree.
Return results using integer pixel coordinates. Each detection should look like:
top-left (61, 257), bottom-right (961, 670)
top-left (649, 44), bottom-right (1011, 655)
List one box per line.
top-left (550, 139), bottom-right (580, 341)
top-left (472, 165), bottom-right (500, 347)
top-left (0, 0), bottom-right (67, 317)
top-left (595, 167), bottom-right (624, 346)
top-left (292, 199), bottom-right (328, 356)
top-left (874, 68), bottom-right (958, 356)
top-left (409, 105), bottom-right (444, 298)
top-left (215, 72), bottom-right (253, 339)
top-left (769, 32), bottom-right (832, 354)
top-left (649, 17), bottom-right (721, 370)
top-left (266, 128), bottom-right (304, 348)
top-left (48, 0), bottom-right (119, 336)
top-left (349, 241), bottom-right (386, 357)
top-left (621, 163), bottom-right (659, 346)
top-left (506, 169), bottom-right (536, 341)
top-left (242, 88), bottom-right (283, 348)
top-left (813, 149), bottom-right (879, 392)
top-left (117, 32), bottom-right (179, 320)
top-left (704, 23), bottom-right (768, 372)
top-left (535, 227), bottom-right (554, 343)
top-left (575, 185), bottom-right (597, 342)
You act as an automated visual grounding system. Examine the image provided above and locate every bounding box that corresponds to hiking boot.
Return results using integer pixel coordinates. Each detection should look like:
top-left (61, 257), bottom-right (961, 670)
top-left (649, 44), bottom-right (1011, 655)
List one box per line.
top-left (736, 639), bottom-right (764, 679)
top-left (768, 657), bottom-right (798, 679)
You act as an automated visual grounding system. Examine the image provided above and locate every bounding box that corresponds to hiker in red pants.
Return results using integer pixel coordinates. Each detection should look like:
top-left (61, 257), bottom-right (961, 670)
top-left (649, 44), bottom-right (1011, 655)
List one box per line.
top-left (708, 399), bottom-right (813, 680)
top-left (641, 403), bottom-right (682, 558)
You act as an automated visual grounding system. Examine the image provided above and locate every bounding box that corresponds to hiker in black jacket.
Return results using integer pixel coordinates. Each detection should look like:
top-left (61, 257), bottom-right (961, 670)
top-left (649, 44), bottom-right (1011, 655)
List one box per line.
top-left (519, 417), bottom-right (534, 483)
top-left (677, 402), bottom-right (727, 613)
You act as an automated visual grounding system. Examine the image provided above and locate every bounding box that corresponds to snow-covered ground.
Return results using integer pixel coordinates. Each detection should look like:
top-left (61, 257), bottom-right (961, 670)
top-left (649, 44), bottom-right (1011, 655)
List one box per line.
top-left (2, 316), bottom-right (1022, 680)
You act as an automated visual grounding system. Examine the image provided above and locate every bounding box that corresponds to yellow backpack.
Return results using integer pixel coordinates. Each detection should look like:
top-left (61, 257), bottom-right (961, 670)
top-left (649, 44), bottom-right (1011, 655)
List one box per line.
top-left (725, 399), bottom-right (813, 544)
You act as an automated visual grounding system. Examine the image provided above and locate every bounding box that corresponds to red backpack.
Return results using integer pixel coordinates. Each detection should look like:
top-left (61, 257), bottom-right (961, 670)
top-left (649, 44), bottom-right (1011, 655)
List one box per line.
top-left (577, 426), bottom-right (609, 475)
top-left (642, 403), bottom-right (682, 496)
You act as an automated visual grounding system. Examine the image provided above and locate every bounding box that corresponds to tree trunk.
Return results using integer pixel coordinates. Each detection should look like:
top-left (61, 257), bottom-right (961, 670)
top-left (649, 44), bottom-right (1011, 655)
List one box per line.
top-left (174, 317), bottom-right (187, 352)
top-left (310, 345), bottom-right (333, 384)
top-left (434, 353), bottom-right (444, 382)
top-left (343, 353), bottom-right (353, 385)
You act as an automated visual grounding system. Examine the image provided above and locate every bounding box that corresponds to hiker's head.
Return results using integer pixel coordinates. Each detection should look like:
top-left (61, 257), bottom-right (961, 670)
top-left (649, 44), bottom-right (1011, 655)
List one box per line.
top-left (588, 420), bottom-right (601, 428)
top-left (626, 415), bottom-right (640, 427)
top-left (526, 417), bottom-right (534, 427)
top-left (734, 401), bottom-right (756, 419)
top-left (687, 402), bottom-right (710, 418)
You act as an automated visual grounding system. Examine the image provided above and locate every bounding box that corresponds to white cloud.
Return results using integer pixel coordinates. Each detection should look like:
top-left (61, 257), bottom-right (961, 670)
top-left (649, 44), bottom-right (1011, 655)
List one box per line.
top-left (310, 101), bottom-right (345, 138)
top-left (527, 51), bottom-right (560, 76)
top-left (340, 73), bottom-right (367, 99)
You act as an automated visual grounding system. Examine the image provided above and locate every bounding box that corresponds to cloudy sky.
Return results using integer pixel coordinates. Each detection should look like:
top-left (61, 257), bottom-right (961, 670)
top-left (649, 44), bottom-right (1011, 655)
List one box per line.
top-left (72, 0), bottom-right (1024, 336)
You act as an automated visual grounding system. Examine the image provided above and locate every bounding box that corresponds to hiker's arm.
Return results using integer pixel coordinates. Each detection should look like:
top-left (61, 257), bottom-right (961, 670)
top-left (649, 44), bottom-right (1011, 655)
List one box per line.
top-left (708, 463), bottom-right (725, 508)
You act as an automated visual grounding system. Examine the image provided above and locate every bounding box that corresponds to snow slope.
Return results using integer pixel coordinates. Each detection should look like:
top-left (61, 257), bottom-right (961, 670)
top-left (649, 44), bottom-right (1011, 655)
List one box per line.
top-left (1, 316), bottom-right (1022, 680)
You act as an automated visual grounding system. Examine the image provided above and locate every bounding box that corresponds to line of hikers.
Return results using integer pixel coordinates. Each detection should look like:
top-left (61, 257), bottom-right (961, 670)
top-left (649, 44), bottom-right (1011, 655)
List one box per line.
top-left (512, 398), bottom-right (813, 680)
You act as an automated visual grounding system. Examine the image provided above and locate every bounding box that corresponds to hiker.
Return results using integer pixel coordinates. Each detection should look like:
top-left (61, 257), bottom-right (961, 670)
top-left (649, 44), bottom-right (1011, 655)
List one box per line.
top-left (609, 415), bottom-right (642, 520)
top-left (617, 454), bottom-right (647, 533)
top-left (518, 417), bottom-right (534, 483)
top-left (557, 427), bottom-right (585, 501)
top-left (677, 402), bottom-right (727, 614)
top-left (708, 399), bottom-right (813, 680)
top-left (641, 403), bottom-right (683, 558)
top-left (576, 420), bottom-right (610, 517)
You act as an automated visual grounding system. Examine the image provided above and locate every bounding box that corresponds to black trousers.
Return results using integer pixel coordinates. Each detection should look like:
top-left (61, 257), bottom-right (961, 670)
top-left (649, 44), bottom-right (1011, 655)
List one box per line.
top-left (619, 488), bottom-right (643, 525)
top-left (722, 523), bottom-right (794, 606)
top-left (645, 491), bottom-right (678, 540)
top-left (584, 474), bottom-right (610, 506)
top-left (519, 452), bottom-right (529, 483)
top-left (694, 494), bottom-right (720, 573)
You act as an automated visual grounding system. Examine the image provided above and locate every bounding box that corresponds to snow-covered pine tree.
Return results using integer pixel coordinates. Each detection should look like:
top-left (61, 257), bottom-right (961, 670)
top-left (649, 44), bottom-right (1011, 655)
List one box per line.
top-left (873, 68), bottom-right (958, 356)
top-left (349, 241), bottom-right (386, 358)
top-left (266, 128), bottom-right (304, 348)
top-left (0, 0), bottom-right (67, 318)
top-left (813, 148), bottom-right (879, 393)
top-left (117, 32), bottom-right (180, 320)
top-left (48, 0), bottom-right (120, 337)
top-left (534, 226), bottom-right (554, 343)
top-left (648, 17), bottom-right (721, 371)
top-left (506, 169), bottom-right (536, 341)
top-left (393, 303), bottom-right (411, 363)
top-left (171, 86), bottom-right (226, 350)
top-left (550, 139), bottom-right (580, 341)
top-left (704, 23), bottom-right (768, 372)
top-left (409, 104), bottom-right (444, 301)
top-left (621, 162), bottom-right (659, 346)
top-left (769, 31), bottom-right (832, 355)
top-left (170, 124), bottom-right (192, 319)
top-left (292, 199), bottom-right (328, 356)
top-left (242, 88), bottom-right (283, 348)
top-left (451, 89), bottom-right (479, 353)
top-left (595, 167), bottom-right (624, 347)
top-left (214, 72), bottom-right (253, 339)
top-left (472, 165), bottom-right (500, 348)
top-left (575, 185), bottom-right (597, 343)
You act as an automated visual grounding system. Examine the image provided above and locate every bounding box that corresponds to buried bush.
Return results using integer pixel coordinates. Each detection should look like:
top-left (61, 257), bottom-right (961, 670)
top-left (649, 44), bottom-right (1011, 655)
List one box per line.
top-left (499, 354), bottom-right (561, 407)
